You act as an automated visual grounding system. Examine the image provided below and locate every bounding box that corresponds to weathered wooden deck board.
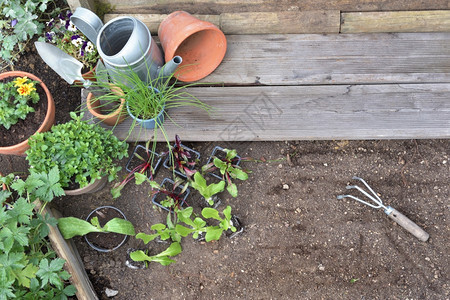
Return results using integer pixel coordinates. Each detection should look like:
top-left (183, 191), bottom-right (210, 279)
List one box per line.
top-left (200, 33), bottom-right (450, 85)
top-left (71, 0), bottom-right (449, 15)
top-left (83, 84), bottom-right (450, 141)
top-left (341, 11), bottom-right (450, 33)
top-left (105, 11), bottom-right (341, 34)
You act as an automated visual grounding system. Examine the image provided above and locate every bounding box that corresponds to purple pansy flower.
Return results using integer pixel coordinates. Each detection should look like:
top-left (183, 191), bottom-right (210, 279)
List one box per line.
top-left (46, 18), bottom-right (54, 27)
top-left (11, 19), bottom-right (18, 27)
top-left (71, 34), bottom-right (80, 40)
top-left (58, 12), bottom-right (65, 20)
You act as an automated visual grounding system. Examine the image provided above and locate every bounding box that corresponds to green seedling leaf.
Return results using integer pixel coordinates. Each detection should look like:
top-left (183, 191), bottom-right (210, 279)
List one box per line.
top-left (36, 258), bottom-right (65, 289)
top-left (90, 217), bottom-right (101, 229)
top-left (224, 149), bottom-right (237, 161)
top-left (103, 218), bottom-right (135, 236)
top-left (223, 206), bottom-right (232, 221)
top-left (134, 172), bottom-right (147, 185)
top-left (16, 263), bottom-right (38, 288)
top-left (205, 227), bottom-right (223, 242)
top-left (136, 232), bottom-right (159, 244)
top-left (154, 242), bottom-right (182, 258)
top-left (175, 224), bottom-right (194, 237)
top-left (201, 207), bottom-right (222, 221)
top-left (9, 197), bottom-right (35, 224)
top-left (151, 223), bottom-right (166, 231)
top-left (227, 183), bottom-right (238, 198)
top-left (230, 168), bottom-right (248, 181)
top-left (130, 242), bottom-right (182, 266)
top-left (57, 217), bottom-right (102, 239)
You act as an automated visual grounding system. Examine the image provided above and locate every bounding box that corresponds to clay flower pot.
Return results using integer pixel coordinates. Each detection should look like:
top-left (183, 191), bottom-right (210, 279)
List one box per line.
top-left (64, 176), bottom-right (108, 196)
top-left (158, 11), bottom-right (227, 82)
top-left (0, 71), bottom-right (55, 156)
top-left (86, 85), bottom-right (127, 126)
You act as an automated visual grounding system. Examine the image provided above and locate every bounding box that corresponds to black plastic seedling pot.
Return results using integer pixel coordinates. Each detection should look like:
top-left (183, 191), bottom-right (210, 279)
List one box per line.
top-left (206, 146), bottom-right (241, 180)
top-left (163, 143), bottom-right (200, 179)
top-left (151, 178), bottom-right (191, 212)
top-left (125, 144), bottom-right (162, 179)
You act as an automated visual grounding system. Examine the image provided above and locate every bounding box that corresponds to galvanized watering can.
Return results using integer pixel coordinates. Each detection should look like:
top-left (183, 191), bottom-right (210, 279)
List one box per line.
top-left (70, 7), bottom-right (181, 85)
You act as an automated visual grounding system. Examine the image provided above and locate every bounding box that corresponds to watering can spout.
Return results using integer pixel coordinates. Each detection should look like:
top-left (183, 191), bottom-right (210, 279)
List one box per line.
top-left (160, 56), bottom-right (182, 78)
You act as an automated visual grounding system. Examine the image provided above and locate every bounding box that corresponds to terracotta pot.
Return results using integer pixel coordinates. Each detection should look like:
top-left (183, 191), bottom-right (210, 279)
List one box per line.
top-left (86, 85), bottom-right (127, 126)
top-left (0, 71), bottom-right (55, 156)
top-left (64, 176), bottom-right (108, 196)
top-left (158, 11), bottom-right (227, 82)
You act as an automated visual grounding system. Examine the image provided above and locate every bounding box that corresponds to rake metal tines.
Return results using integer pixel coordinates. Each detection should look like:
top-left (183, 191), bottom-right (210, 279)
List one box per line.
top-left (337, 176), bottom-right (430, 242)
top-left (337, 176), bottom-right (393, 214)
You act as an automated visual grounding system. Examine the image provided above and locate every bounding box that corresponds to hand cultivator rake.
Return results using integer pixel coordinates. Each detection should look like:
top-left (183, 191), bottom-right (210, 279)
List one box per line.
top-left (337, 176), bottom-right (429, 242)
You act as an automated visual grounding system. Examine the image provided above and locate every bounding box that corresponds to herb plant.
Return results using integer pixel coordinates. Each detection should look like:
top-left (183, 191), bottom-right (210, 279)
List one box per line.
top-left (202, 148), bottom-right (250, 197)
top-left (26, 112), bottom-right (129, 189)
top-left (41, 10), bottom-right (99, 70)
top-left (0, 0), bottom-right (56, 66)
top-left (0, 76), bottom-right (40, 129)
top-left (0, 167), bottom-right (76, 299)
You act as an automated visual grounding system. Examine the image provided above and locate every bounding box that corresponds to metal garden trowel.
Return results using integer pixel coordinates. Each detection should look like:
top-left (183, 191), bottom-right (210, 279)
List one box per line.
top-left (35, 41), bottom-right (91, 88)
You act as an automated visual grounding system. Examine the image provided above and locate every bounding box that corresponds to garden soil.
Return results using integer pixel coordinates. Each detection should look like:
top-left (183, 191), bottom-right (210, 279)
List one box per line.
top-left (1, 41), bottom-right (448, 300)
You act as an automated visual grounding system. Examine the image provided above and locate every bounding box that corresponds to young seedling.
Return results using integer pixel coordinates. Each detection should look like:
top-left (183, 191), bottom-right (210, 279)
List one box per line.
top-left (174, 207), bottom-right (208, 240)
top-left (164, 135), bottom-right (199, 179)
top-left (111, 142), bottom-right (160, 199)
top-left (57, 216), bottom-right (135, 239)
top-left (202, 148), bottom-right (250, 197)
top-left (201, 206), bottom-right (237, 242)
top-left (189, 172), bottom-right (225, 206)
top-left (129, 242), bottom-right (182, 266)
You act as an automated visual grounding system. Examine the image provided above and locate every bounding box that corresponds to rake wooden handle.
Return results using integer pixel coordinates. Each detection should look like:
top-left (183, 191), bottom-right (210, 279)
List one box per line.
top-left (386, 208), bottom-right (429, 242)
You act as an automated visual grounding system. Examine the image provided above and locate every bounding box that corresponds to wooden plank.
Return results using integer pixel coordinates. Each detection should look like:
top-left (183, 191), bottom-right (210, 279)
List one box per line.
top-left (34, 202), bottom-right (98, 300)
top-left (67, 0), bottom-right (94, 12)
top-left (202, 33), bottom-right (450, 85)
top-left (97, 0), bottom-right (449, 15)
top-left (105, 11), bottom-right (340, 34)
top-left (82, 84), bottom-right (450, 141)
top-left (341, 11), bottom-right (450, 33)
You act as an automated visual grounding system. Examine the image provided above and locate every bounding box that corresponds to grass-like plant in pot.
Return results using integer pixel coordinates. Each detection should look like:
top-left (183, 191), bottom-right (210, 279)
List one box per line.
top-left (25, 112), bottom-right (128, 195)
top-left (0, 167), bottom-right (77, 299)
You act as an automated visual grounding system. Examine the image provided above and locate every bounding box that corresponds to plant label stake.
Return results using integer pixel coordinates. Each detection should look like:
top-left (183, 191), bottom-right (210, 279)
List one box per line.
top-left (337, 176), bottom-right (429, 242)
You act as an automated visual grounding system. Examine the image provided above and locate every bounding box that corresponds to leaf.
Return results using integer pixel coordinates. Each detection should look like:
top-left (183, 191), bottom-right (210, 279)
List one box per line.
top-left (201, 207), bottom-right (222, 221)
top-left (230, 168), bottom-right (248, 181)
top-left (175, 224), bottom-right (193, 237)
top-left (154, 242), bottom-right (182, 258)
top-left (63, 284), bottom-right (77, 296)
top-left (0, 269), bottom-right (15, 300)
top-left (36, 258), bottom-right (65, 289)
top-left (103, 218), bottom-right (135, 236)
top-left (224, 149), bottom-right (238, 161)
top-left (57, 217), bottom-right (101, 239)
top-left (9, 197), bottom-right (34, 224)
top-left (33, 167), bottom-right (65, 202)
top-left (223, 206), bottom-right (232, 221)
top-left (134, 172), bottom-right (147, 185)
top-left (227, 183), bottom-right (238, 198)
top-left (205, 227), bottom-right (223, 242)
top-left (135, 232), bottom-right (159, 244)
top-left (16, 263), bottom-right (38, 288)
top-left (150, 223), bottom-right (166, 231)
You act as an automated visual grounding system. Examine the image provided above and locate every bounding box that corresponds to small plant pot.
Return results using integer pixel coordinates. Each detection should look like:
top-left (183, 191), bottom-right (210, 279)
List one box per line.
top-left (151, 178), bottom-right (190, 212)
top-left (86, 85), bottom-right (127, 126)
top-left (84, 206), bottom-right (129, 252)
top-left (158, 11), bottom-right (227, 82)
top-left (163, 144), bottom-right (200, 179)
top-left (226, 215), bottom-right (244, 239)
top-left (206, 146), bottom-right (241, 180)
top-left (0, 71), bottom-right (55, 156)
top-left (64, 176), bottom-right (108, 196)
top-left (126, 87), bottom-right (165, 129)
top-left (125, 145), bottom-right (162, 179)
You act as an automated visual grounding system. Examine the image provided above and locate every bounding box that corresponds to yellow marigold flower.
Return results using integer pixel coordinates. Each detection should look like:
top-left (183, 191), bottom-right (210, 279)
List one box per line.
top-left (13, 76), bottom-right (29, 87)
top-left (17, 83), bottom-right (36, 96)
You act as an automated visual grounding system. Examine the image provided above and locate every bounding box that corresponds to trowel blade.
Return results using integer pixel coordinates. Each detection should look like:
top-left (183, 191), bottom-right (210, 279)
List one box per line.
top-left (34, 41), bottom-right (84, 84)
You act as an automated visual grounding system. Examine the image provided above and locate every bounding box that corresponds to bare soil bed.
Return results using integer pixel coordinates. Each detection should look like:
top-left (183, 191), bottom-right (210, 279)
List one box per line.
top-left (1, 41), bottom-right (448, 300)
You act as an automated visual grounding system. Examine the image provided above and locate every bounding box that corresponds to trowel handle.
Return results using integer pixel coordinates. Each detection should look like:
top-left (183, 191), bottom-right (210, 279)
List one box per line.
top-left (386, 207), bottom-right (429, 242)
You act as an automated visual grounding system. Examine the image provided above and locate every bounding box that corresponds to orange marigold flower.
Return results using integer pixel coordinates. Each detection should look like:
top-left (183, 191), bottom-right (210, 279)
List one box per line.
top-left (13, 76), bottom-right (29, 87)
top-left (17, 83), bottom-right (36, 96)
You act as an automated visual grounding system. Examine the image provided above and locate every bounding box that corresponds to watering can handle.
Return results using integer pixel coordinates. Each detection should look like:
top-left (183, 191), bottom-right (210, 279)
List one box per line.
top-left (386, 207), bottom-right (429, 242)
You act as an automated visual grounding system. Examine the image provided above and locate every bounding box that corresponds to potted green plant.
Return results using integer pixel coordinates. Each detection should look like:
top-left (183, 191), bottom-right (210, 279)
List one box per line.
top-left (163, 135), bottom-right (201, 179)
top-left (57, 206), bottom-right (136, 252)
top-left (0, 167), bottom-right (77, 299)
top-left (0, 71), bottom-right (55, 156)
top-left (42, 10), bottom-right (99, 80)
top-left (189, 172), bottom-right (225, 207)
top-left (25, 112), bottom-right (128, 195)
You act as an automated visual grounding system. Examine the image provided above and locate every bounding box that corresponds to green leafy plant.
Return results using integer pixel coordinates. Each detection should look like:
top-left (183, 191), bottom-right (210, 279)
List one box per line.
top-left (129, 242), bottom-right (182, 266)
top-left (200, 206), bottom-right (237, 242)
top-left (0, 167), bottom-right (76, 299)
top-left (26, 112), bottom-right (129, 190)
top-left (189, 172), bottom-right (225, 206)
top-left (202, 148), bottom-right (250, 197)
top-left (0, 76), bottom-right (40, 129)
top-left (0, 0), bottom-right (57, 67)
top-left (57, 215), bottom-right (135, 239)
top-left (41, 10), bottom-right (99, 70)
